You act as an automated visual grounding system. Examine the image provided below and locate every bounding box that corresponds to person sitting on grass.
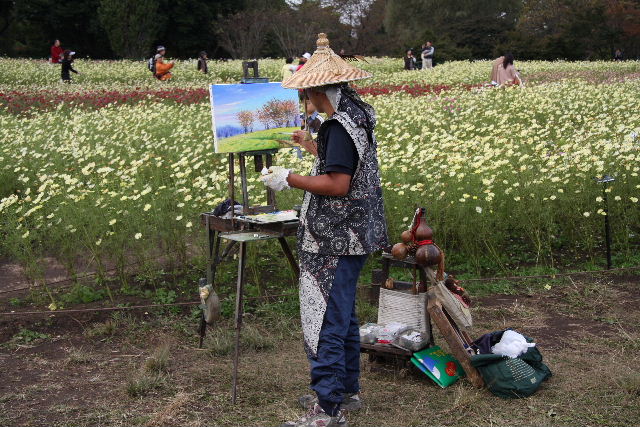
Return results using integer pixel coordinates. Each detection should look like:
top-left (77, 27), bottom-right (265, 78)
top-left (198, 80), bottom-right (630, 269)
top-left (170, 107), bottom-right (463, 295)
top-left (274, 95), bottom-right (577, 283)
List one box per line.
top-left (495, 53), bottom-right (522, 87)
top-left (154, 46), bottom-right (174, 81)
top-left (60, 50), bottom-right (79, 83)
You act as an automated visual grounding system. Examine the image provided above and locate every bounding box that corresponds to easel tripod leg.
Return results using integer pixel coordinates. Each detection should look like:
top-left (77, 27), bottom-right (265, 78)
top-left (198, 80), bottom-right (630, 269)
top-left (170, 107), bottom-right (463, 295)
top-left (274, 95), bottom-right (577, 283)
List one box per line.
top-left (231, 241), bottom-right (247, 404)
top-left (198, 312), bottom-right (206, 348)
top-left (278, 237), bottom-right (300, 279)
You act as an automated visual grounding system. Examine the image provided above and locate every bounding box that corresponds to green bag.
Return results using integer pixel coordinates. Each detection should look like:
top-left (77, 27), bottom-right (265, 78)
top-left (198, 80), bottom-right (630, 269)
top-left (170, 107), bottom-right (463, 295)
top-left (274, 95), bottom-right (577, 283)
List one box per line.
top-left (471, 337), bottom-right (552, 398)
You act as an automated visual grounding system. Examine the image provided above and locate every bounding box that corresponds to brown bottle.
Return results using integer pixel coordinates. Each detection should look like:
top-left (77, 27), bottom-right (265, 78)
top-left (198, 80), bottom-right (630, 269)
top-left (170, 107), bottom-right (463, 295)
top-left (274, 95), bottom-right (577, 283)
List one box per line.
top-left (413, 207), bottom-right (434, 241)
top-left (391, 243), bottom-right (408, 260)
top-left (415, 244), bottom-right (442, 266)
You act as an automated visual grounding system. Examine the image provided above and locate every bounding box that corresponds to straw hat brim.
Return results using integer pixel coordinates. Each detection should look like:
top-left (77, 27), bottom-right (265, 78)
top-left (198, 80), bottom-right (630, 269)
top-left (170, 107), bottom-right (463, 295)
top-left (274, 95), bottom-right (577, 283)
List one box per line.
top-left (282, 33), bottom-right (372, 89)
top-left (282, 69), bottom-right (372, 89)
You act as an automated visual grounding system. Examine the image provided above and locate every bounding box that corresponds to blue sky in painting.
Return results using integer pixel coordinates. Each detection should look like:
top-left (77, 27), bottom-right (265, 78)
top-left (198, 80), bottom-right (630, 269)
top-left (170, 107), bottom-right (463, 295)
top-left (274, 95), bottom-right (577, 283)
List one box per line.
top-left (210, 82), bottom-right (299, 131)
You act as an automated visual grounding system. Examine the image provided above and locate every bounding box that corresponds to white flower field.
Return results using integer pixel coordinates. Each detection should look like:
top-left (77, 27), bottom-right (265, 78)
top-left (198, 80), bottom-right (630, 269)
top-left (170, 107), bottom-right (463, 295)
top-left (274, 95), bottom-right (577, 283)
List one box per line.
top-left (1, 58), bottom-right (639, 283)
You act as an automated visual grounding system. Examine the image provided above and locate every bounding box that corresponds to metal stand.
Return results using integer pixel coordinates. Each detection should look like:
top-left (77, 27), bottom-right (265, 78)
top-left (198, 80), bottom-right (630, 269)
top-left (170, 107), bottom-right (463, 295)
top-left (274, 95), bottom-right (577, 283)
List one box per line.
top-left (199, 150), bottom-right (299, 404)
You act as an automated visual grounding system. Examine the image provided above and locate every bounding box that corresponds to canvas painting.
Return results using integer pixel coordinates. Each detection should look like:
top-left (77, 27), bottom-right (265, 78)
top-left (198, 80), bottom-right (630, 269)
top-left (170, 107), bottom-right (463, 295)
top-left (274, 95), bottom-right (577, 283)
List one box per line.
top-left (210, 82), bottom-right (302, 153)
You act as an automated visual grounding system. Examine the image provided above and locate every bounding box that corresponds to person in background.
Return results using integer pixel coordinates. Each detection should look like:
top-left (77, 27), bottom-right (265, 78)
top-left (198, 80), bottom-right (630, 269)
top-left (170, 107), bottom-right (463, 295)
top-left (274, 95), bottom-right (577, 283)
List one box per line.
top-left (404, 49), bottom-right (416, 70)
top-left (154, 46), bottom-right (174, 81)
top-left (282, 57), bottom-right (296, 81)
top-left (614, 49), bottom-right (624, 61)
top-left (490, 55), bottom-right (504, 84)
top-left (297, 52), bottom-right (311, 72)
top-left (197, 51), bottom-right (208, 74)
top-left (60, 50), bottom-right (78, 83)
top-left (303, 97), bottom-right (324, 135)
top-left (495, 53), bottom-right (521, 86)
top-left (422, 41), bottom-right (435, 69)
top-left (296, 53), bottom-right (312, 101)
top-left (50, 39), bottom-right (63, 64)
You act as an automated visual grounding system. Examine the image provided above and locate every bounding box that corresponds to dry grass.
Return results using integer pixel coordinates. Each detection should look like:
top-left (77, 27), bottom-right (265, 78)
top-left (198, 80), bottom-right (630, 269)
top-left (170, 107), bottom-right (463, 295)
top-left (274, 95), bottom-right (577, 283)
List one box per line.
top-left (65, 346), bottom-right (95, 365)
top-left (1, 278), bottom-right (639, 426)
top-left (144, 344), bottom-right (171, 374)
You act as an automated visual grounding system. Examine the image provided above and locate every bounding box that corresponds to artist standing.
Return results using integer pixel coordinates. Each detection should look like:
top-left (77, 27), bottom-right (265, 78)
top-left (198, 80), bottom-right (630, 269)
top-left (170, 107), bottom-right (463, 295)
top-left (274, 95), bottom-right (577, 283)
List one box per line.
top-left (260, 33), bottom-right (388, 427)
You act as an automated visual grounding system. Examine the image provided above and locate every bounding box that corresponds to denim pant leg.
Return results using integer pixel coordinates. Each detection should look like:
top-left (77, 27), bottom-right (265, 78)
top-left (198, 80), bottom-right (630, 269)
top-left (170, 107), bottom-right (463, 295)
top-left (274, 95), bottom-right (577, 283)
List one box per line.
top-left (309, 254), bottom-right (368, 416)
top-left (343, 298), bottom-right (361, 394)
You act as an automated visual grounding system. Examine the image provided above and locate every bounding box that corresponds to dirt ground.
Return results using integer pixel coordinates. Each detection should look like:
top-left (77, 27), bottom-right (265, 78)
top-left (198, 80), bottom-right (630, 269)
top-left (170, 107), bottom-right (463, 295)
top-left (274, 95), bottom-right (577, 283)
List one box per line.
top-left (1, 275), bottom-right (639, 426)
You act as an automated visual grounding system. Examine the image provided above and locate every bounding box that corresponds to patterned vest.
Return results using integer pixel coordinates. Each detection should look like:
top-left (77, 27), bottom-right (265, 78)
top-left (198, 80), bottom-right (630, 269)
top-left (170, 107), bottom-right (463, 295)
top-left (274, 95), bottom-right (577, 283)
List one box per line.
top-left (297, 112), bottom-right (389, 255)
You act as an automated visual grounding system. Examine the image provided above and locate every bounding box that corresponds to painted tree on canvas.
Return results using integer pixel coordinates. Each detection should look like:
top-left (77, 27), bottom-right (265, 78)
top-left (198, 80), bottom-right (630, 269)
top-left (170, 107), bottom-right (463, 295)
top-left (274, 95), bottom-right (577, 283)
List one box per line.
top-left (237, 110), bottom-right (254, 133)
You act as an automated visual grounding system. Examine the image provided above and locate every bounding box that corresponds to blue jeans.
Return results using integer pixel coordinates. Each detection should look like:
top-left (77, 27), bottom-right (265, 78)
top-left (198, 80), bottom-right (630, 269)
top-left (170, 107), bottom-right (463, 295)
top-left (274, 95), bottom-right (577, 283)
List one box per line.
top-left (309, 254), bottom-right (368, 416)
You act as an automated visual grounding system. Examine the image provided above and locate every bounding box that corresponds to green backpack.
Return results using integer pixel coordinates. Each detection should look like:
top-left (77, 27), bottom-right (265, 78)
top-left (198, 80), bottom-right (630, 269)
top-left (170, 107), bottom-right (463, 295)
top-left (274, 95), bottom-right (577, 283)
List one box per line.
top-left (471, 332), bottom-right (552, 398)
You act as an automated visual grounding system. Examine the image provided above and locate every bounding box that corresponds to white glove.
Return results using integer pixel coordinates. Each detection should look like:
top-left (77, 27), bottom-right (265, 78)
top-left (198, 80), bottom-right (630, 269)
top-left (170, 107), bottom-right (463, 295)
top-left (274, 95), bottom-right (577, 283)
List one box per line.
top-left (259, 166), bottom-right (291, 191)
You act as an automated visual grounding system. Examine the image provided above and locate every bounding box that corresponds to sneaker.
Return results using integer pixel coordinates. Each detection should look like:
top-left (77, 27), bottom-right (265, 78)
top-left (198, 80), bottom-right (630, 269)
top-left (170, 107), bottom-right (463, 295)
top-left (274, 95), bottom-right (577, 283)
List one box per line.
top-left (281, 403), bottom-right (347, 427)
top-left (298, 393), bottom-right (362, 412)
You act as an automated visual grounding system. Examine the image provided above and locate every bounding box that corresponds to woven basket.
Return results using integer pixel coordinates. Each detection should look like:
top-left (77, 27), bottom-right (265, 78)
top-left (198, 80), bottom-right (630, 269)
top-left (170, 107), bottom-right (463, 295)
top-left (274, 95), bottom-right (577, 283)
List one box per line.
top-left (377, 288), bottom-right (429, 335)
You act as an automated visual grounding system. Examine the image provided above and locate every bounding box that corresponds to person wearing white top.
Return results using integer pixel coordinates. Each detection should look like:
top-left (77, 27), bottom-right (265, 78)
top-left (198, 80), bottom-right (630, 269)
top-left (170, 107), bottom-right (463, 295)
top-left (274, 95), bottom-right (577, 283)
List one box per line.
top-left (421, 41), bottom-right (434, 69)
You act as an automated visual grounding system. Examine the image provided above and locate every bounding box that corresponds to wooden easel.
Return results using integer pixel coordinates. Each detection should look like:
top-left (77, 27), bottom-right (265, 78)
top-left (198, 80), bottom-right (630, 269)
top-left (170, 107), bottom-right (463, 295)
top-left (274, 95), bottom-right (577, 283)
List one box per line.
top-left (199, 149), bottom-right (300, 404)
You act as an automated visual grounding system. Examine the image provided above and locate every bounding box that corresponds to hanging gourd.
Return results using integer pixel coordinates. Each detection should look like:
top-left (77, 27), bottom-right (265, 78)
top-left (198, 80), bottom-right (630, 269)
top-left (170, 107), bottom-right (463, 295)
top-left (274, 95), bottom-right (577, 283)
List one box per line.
top-left (390, 207), bottom-right (445, 281)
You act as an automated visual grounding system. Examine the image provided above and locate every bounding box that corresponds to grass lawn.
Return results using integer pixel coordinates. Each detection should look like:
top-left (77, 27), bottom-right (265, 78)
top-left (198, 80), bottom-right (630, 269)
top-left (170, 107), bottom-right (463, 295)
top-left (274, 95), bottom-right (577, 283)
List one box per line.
top-left (216, 127), bottom-right (300, 153)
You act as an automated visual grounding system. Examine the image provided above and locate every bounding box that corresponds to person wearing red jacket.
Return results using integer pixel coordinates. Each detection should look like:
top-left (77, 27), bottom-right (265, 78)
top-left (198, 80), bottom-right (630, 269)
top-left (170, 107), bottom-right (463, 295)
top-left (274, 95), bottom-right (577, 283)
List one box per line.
top-left (50, 40), bottom-right (63, 64)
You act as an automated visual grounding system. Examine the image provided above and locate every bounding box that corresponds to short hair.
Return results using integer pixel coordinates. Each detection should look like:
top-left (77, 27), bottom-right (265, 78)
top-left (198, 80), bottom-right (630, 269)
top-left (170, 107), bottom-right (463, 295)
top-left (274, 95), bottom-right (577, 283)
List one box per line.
top-left (286, 57), bottom-right (293, 64)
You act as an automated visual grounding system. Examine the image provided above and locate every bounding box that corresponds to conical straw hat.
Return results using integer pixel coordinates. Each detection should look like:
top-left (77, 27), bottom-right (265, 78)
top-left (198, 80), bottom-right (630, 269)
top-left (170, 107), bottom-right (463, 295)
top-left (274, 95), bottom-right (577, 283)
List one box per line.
top-left (282, 33), bottom-right (372, 89)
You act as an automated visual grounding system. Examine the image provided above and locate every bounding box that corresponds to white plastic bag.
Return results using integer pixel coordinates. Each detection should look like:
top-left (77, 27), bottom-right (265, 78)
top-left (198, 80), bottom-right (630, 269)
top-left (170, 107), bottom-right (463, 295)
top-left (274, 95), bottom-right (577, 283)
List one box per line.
top-left (491, 330), bottom-right (536, 358)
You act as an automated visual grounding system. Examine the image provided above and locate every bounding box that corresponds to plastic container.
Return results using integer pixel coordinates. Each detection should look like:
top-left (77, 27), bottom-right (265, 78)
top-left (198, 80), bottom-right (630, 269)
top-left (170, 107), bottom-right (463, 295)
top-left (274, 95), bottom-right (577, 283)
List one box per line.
top-left (359, 323), bottom-right (381, 344)
top-left (394, 327), bottom-right (430, 352)
top-left (376, 322), bottom-right (408, 344)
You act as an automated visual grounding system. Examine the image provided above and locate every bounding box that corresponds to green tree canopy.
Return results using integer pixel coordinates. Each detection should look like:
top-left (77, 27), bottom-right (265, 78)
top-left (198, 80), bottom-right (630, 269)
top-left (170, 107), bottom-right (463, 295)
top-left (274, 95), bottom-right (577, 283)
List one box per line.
top-left (98, 0), bottom-right (165, 59)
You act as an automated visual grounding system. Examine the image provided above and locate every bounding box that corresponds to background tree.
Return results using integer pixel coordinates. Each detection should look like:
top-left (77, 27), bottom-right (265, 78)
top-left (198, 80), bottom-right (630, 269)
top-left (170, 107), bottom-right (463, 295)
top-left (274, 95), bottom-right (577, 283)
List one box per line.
top-left (155, 0), bottom-right (241, 59)
top-left (216, 8), bottom-right (272, 59)
top-left (604, 0), bottom-right (640, 58)
top-left (384, 0), bottom-right (522, 60)
top-left (271, 0), bottom-right (350, 58)
top-left (98, 0), bottom-right (165, 59)
top-left (1, 0), bottom-right (640, 60)
top-left (3, 0), bottom-right (111, 58)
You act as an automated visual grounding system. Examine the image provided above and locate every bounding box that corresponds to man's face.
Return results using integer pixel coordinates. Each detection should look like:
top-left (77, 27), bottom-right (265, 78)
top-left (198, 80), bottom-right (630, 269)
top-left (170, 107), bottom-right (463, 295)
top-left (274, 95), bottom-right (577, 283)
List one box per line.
top-left (159, 50), bottom-right (166, 56)
top-left (306, 90), bottom-right (326, 114)
top-left (427, 42), bottom-right (432, 47)
top-left (55, 40), bottom-right (60, 47)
